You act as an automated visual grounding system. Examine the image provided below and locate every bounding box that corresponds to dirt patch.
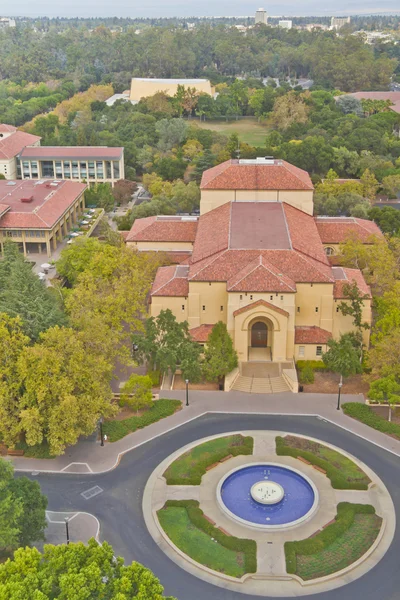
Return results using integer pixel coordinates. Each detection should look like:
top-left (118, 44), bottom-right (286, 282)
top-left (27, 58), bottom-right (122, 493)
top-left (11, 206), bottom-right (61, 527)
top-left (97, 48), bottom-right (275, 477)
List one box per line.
top-left (370, 405), bottom-right (400, 425)
top-left (302, 372), bottom-right (369, 396)
top-left (111, 406), bottom-right (150, 421)
top-left (173, 374), bottom-right (219, 391)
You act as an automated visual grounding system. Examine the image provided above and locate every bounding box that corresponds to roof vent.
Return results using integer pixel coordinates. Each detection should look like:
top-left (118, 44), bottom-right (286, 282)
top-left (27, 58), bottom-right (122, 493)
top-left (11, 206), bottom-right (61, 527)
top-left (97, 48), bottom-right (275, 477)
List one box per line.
top-left (239, 157), bottom-right (275, 166)
top-left (21, 196), bottom-right (34, 203)
top-left (6, 181), bottom-right (16, 186)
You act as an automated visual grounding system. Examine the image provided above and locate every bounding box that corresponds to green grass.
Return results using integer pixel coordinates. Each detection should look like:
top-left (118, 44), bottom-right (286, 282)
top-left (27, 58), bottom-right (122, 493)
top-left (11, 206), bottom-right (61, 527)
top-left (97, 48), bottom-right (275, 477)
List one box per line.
top-left (163, 434), bottom-right (253, 485)
top-left (196, 117), bottom-right (269, 146)
top-left (103, 399), bottom-right (181, 442)
top-left (285, 503), bottom-right (381, 580)
top-left (296, 360), bottom-right (328, 372)
top-left (276, 435), bottom-right (370, 490)
top-left (342, 402), bottom-right (400, 440)
top-left (157, 500), bottom-right (256, 578)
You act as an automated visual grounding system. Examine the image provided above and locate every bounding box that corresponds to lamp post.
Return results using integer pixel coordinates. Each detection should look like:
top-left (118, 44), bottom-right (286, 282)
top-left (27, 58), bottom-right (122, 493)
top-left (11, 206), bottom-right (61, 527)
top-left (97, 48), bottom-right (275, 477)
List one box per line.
top-left (64, 517), bottom-right (70, 545)
top-left (99, 418), bottom-right (104, 447)
top-left (337, 376), bottom-right (343, 411)
top-left (185, 379), bottom-right (189, 407)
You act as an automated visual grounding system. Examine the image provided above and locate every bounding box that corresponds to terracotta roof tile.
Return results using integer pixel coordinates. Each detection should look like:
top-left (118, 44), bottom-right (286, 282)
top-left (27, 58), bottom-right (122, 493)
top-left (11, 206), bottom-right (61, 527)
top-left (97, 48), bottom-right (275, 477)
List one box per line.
top-left (190, 324), bottom-right (214, 343)
top-left (295, 326), bottom-right (332, 344)
top-left (0, 131), bottom-right (41, 160)
top-left (315, 217), bottom-right (382, 244)
top-left (283, 203), bottom-right (329, 264)
top-left (151, 264), bottom-right (189, 297)
top-left (201, 159), bottom-right (313, 190)
top-left (127, 216), bottom-right (198, 243)
top-left (190, 202), bottom-right (230, 263)
top-left (227, 256), bottom-right (296, 292)
top-left (233, 299), bottom-right (289, 318)
top-left (332, 267), bottom-right (371, 299)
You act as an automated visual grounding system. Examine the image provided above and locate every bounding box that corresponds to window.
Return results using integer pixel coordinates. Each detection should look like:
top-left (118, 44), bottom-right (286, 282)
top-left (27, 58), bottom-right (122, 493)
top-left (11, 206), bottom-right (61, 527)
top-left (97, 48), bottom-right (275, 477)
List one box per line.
top-left (270, 295), bottom-right (273, 301)
top-left (105, 161), bottom-right (112, 179)
top-left (220, 306), bottom-right (223, 311)
top-left (113, 161), bottom-right (120, 179)
top-left (336, 307), bottom-right (340, 312)
top-left (96, 161), bottom-right (104, 178)
top-left (240, 295), bottom-right (242, 300)
top-left (250, 295), bottom-right (253, 300)
top-left (325, 247), bottom-right (335, 256)
top-left (280, 295), bottom-right (283, 300)
top-left (315, 307), bottom-right (319, 313)
top-left (202, 305), bottom-right (205, 311)
top-left (41, 160), bottom-right (54, 178)
top-left (299, 346), bottom-right (305, 357)
top-left (316, 346), bottom-right (323, 356)
top-left (297, 307), bottom-right (300, 313)
top-left (181, 304), bottom-right (185, 311)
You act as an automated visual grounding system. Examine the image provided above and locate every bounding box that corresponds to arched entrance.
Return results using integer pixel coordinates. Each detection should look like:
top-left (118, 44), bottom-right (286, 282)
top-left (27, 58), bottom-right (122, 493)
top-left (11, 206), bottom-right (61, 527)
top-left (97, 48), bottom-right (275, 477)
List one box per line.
top-left (251, 321), bottom-right (268, 347)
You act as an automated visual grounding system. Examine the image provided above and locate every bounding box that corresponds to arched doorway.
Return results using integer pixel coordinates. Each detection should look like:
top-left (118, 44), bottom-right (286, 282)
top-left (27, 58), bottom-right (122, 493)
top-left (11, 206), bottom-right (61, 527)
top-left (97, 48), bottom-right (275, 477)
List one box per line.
top-left (251, 321), bottom-right (268, 347)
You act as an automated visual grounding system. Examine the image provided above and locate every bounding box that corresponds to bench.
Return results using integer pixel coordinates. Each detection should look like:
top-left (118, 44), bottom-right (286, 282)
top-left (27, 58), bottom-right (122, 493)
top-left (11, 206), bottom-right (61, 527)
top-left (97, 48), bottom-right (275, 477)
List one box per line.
top-left (313, 465), bottom-right (327, 474)
top-left (297, 456), bottom-right (311, 465)
top-left (218, 527), bottom-right (232, 537)
top-left (219, 454), bottom-right (233, 463)
top-left (203, 515), bottom-right (216, 526)
top-left (7, 449), bottom-right (24, 456)
top-left (205, 462), bottom-right (220, 472)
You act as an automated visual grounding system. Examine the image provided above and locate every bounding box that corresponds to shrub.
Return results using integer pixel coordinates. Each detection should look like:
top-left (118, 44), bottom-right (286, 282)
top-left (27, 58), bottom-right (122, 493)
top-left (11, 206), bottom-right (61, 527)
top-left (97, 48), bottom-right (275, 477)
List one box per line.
top-left (299, 364), bottom-right (314, 384)
top-left (148, 370), bottom-right (161, 387)
top-left (296, 360), bottom-right (328, 372)
top-left (342, 402), bottom-right (400, 439)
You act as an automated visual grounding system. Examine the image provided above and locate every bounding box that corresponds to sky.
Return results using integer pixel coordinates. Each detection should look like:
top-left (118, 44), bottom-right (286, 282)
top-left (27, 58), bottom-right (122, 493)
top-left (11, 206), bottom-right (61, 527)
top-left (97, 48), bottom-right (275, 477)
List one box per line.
top-left (2, 0), bottom-right (400, 19)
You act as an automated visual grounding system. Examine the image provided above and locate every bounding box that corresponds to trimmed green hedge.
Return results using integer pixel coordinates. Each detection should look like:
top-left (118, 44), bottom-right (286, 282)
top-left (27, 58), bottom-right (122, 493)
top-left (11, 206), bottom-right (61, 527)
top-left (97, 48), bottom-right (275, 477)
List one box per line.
top-left (164, 434), bottom-right (254, 485)
top-left (276, 436), bottom-right (369, 490)
top-left (103, 399), bottom-right (181, 442)
top-left (158, 500), bottom-right (257, 576)
top-left (343, 402), bottom-right (400, 439)
top-left (296, 360), bottom-right (328, 372)
top-left (285, 503), bottom-right (380, 579)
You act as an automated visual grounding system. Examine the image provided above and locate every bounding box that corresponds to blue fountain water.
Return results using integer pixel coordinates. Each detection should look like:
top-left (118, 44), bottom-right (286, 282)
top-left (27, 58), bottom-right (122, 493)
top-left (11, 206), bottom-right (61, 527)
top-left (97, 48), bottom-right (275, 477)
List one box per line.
top-left (220, 465), bottom-right (315, 526)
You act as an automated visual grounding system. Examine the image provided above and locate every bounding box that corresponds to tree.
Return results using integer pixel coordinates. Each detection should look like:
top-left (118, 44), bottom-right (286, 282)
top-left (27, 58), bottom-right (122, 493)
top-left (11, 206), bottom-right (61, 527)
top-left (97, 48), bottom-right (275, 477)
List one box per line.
top-left (85, 183), bottom-right (115, 212)
top-left (360, 169), bottom-right (379, 202)
top-left (269, 91), bottom-right (310, 130)
top-left (369, 375), bottom-right (400, 421)
top-left (120, 374), bottom-right (153, 414)
top-left (56, 236), bottom-right (112, 286)
top-left (0, 539), bottom-right (175, 600)
top-left (0, 460), bottom-right (22, 552)
top-left (156, 118), bottom-right (188, 152)
top-left (337, 281), bottom-right (370, 358)
top-left (202, 322), bottom-right (238, 386)
top-left (336, 95), bottom-right (363, 116)
top-left (382, 175), bottom-right (400, 199)
top-left (8, 476), bottom-right (47, 548)
top-left (112, 179), bottom-right (137, 205)
top-left (322, 333), bottom-right (362, 387)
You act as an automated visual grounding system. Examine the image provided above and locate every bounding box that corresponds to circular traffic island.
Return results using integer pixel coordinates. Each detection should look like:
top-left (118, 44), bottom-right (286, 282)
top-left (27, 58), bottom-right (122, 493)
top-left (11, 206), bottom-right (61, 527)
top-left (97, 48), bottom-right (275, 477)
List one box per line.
top-left (143, 431), bottom-right (395, 597)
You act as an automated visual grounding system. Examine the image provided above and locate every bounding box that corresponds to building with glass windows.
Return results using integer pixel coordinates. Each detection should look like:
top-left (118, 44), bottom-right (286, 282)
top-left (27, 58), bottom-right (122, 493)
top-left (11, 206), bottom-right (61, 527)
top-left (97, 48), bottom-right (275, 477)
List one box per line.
top-left (18, 146), bottom-right (124, 186)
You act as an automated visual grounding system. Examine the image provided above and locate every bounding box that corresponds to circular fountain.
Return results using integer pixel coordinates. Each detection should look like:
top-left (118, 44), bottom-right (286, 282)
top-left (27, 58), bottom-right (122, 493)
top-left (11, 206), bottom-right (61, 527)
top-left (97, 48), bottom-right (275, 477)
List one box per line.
top-left (217, 463), bottom-right (318, 529)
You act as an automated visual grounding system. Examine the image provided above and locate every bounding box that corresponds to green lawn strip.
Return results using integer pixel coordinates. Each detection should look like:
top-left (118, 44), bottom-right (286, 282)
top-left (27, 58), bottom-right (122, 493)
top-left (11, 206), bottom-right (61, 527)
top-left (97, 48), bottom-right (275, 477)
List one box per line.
top-left (103, 399), bottom-right (181, 442)
top-left (157, 500), bottom-right (256, 578)
top-left (276, 435), bottom-right (370, 490)
top-left (285, 503), bottom-right (382, 581)
top-left (342, 402), bottom-right (400, 440)
top-left (163, 434), bottom-right (254, 485)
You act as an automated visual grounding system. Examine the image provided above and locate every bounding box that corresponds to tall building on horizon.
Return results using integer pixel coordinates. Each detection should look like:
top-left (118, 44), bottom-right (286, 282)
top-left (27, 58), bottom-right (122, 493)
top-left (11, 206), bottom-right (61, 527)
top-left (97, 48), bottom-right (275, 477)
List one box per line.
top-left (330, 16), bottom-right (351, 30)
top-left (255, 8), bottom-right (268, 25)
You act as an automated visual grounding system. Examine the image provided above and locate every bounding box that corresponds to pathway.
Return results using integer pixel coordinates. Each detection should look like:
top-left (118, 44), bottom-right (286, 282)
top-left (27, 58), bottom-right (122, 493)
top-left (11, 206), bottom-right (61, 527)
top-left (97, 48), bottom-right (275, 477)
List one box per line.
top-left (9, 390), bottom-right (400, 474)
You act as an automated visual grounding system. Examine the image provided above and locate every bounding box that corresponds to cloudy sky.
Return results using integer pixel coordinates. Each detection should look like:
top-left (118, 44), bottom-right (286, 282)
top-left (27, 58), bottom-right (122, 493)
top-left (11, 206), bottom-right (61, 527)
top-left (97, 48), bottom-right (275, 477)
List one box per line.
top-left (2, 0), bottom-right (400, 18)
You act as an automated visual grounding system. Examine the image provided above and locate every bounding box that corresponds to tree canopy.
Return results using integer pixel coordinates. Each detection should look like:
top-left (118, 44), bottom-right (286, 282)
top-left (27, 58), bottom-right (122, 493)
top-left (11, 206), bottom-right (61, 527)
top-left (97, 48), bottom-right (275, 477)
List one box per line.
top-left (202, 322), bottom-right (238, 384)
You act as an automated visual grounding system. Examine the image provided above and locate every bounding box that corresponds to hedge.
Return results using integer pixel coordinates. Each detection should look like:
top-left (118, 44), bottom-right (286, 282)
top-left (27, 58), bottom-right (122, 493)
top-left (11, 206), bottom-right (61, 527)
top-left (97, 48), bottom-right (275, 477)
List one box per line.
top-left (276, 436), bottom-right (369, 490)
top-left (159, 500), bottom-right (257, 575)
top-left (285, 502), bottom-right (378, 576)
top-left (296, 360), bottom-right (328, 372)
top-left (342, 402), bottom-right (400, 439)
top-left (103, 399), bottom-right (181, 442)
top-left (148, 370), bottom-right (161, 387)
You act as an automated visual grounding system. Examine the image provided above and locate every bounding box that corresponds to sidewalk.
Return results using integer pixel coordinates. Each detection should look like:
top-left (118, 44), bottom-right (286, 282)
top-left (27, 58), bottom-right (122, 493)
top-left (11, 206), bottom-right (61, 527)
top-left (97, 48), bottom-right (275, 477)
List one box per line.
top-left (10, 390), bottom-right (400, 474)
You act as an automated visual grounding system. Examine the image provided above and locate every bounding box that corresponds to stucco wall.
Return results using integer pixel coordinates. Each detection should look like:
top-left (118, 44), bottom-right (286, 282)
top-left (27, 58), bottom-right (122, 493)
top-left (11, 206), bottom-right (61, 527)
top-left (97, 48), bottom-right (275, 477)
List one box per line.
top-left (0, 157), bottom-right (16, 180)
top-left (294, 343), bottom-right (328, 361)
top-left (151, 296), bottom-right (188, 323)
top-left (130, 79), bottom-right (213, 102)
top-left (200, 189), bottom-right (314, 215)
top-left (187, 281), bottom-right (227, 328)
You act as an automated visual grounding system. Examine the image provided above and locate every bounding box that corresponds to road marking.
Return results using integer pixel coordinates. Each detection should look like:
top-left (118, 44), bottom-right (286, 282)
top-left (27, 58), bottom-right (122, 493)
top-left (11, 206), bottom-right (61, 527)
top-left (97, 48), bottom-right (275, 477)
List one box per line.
top-left (81, 485), bottom-right (103, 500)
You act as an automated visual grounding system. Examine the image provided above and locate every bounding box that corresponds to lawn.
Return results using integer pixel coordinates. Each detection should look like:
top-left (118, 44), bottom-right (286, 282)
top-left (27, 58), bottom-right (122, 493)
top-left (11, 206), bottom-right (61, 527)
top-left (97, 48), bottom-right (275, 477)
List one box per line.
top-left (103, 399), bottom-right (181, 442)
top-left (157, 500), bottom-right (256, 578)
top-left (343, 402), bottom-right (400, 440)
top-left (285, 503), bottom-right (382, 581)
top-left (276, 435), bottom-right (370, 490)
top-left (195, 117), bottom-right (269, 146)
top-left (163, 434), bottom-right (253, 485)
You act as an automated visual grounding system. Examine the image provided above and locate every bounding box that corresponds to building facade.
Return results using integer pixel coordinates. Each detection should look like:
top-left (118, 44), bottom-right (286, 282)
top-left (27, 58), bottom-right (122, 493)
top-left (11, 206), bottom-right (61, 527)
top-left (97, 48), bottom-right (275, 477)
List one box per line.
top-left (255, 8), bottom-right (268, 25)
top-left (279, 20), bottom-right (293, 29)
top-left (0, 179), bottom-right (86, 257)
top-left (19, 146), bottom-right (124, 186)
top-left (0, 125), bottom-right (41, 180)
top-left (130, 78), bottom-right (214, 103)
top-left (331, 16), bottom-right (351, 30)
top-left (127, 158), bottom-right (380, 379)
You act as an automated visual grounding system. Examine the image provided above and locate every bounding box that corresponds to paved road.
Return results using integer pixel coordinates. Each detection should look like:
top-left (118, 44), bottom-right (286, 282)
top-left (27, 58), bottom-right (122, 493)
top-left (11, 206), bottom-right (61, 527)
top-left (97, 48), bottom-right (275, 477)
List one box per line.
top-left (25, 414), bottom-right (400, 600)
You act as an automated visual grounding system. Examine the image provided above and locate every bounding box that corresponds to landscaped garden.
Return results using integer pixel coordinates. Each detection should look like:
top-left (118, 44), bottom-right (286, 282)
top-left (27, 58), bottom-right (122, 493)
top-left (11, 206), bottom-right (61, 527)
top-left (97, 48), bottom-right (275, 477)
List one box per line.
top-left (285, 503), bottom-right (382, 580)
top-left (276, 435), bottom-right (370, 490)
top-left (163, 434), bottom-right (253, 485)
top-left (343, 402), bottom-right (400, 440)
top-left (157, 500), bottom-right (257, 578)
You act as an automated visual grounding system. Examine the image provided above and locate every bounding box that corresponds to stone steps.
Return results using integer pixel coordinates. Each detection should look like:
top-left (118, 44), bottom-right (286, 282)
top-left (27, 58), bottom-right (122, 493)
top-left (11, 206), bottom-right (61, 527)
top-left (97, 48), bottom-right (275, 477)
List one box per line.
top-left (232, 375), bottom-right (290, 394)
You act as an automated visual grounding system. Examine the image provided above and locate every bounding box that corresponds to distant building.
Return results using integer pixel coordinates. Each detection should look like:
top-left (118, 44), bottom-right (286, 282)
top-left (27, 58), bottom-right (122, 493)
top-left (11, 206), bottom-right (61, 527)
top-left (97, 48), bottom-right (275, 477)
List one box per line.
top-left (330, 16), bottom-right (351, 31)
top-left (343, 92), bottom-right (400, 114)
top-left (129, 78), bottom-right (214, 103)
top-left (255, 8), bottom-right (268, 25)
top-left (0, 179), bottom-right (86, 257)
top-left (279, 20), bottom-right (292, 30)
top-left (19, 146), bottom-right (125, 186)
top-left (0, 125), bottom-right (41, 180)
top-left (0, 17), bottom-right (16, 28)
top-left (305, 23), bottom-right (328, 32)
top-left (105, 92), bottom-right (133, 106)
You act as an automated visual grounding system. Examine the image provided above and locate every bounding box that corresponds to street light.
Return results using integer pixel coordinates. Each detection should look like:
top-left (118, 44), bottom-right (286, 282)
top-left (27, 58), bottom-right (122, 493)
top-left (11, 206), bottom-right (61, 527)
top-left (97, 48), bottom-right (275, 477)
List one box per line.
top-left (185, 379), bottom-right (189, 406)
top-left (99, 418), bottom-right (104, 447)
top-left (64, 517), bottom-right (70, 545)
top-left (337, 377), bottom-right (343, 411)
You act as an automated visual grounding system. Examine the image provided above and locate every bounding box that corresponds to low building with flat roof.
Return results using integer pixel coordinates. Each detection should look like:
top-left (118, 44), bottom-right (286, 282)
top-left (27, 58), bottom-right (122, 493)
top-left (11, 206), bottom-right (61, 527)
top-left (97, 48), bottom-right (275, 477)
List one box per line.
top-left (0, 179), bottom-right (86, 257)
top-left (129, 78), bottom-right (214, 103)
top-left (19, 146), bottom-right (124, 186)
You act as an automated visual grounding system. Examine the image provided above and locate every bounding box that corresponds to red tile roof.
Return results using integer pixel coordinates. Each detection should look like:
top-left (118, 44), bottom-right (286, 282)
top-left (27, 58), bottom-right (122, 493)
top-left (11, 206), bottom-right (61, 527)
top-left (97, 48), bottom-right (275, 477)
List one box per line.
top-left (0, 131), bottom-right (41, 160)
top-left (344, 92), bottom-right (400, 114)
top-left (190, 324), bottom-right (214, 343)
top-left (126, 216), bottom-right (198, 243)
top-left (163, 251), bottom-right (192, 264)
top-left (315, 217), bottom-right (382, 244)
top-left (19, 146), bottom-right (123, 160)
top-left (233, 299), bottom-right (289, 318)
top-left (227, 256), bottom-right (296, 292)
top-left (229, 202), bottom-right (291, 250)
top-left (0, 124), bottom-right (17, 133)
top-left (151, 265), bottom-right (189, 297)
top-left (201, 159), bottom-right (313, 190)
top-left (284, 203), bottom-right (329, 264)
top-left (190, 202), bottom-right (231, 263)
top-left (295, 326), bottom-right (332, 344)
top-left (332, 267), bottom-right (371, 299)
top-left (0, 180), bottom-right (86, 229)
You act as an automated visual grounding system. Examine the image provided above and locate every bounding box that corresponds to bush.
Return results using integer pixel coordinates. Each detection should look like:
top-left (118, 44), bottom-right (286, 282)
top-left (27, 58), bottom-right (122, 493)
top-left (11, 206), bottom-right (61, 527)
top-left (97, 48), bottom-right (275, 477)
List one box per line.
top-left (342, 402), bottom-right (400, 439)
top-left (285, 502), bottom-right (378, 576)
top-left (160, 500), bottom-right (257, 575)
top-left (299, 365), bottom-right (314, 384)
top-left (296, 360), bottom-right (328, 372)
top-left (147, 370), bottom-right (161, 387)
top-left (103, 399), bottom-right (181, 442)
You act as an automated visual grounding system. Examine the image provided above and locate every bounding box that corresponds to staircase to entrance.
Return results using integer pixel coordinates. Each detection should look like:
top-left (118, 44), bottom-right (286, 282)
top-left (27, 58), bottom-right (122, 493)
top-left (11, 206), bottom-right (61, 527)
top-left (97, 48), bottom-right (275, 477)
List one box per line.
top-left (231, 361), bottom-right (292, 394)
